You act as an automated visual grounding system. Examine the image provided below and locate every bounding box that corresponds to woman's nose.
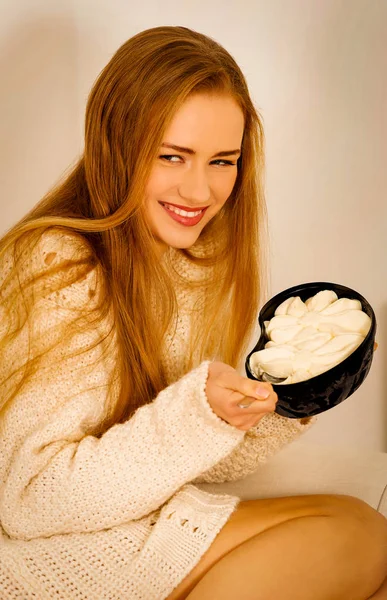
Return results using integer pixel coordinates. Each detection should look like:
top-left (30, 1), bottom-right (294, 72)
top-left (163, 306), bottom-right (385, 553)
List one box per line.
top-left (178, 165), bottom-right (211, 204)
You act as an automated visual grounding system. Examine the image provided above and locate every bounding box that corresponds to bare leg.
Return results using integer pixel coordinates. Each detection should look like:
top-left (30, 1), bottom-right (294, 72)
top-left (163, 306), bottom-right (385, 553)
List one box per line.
top-left (368, 576), bottom-right (387, 599)
top-left (186, 512), bottom-right (387, 600)
top-left (167, 495), bottom-right (387, 600)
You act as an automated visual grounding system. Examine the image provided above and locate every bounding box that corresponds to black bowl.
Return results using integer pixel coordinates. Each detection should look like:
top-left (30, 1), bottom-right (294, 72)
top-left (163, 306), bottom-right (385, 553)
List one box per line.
top-left (245, 282), bottom-right (377, 419)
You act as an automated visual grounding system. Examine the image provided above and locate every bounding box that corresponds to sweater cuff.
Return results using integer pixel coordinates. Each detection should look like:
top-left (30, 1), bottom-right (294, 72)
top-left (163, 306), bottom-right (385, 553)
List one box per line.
top-left (246, 411), bottom-right (317, 437)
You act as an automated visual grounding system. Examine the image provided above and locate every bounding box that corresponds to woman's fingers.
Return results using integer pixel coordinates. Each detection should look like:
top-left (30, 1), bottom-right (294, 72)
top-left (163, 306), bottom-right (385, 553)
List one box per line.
top-left (237, 393), bottom-right (278, 412)
top-left (206, 361), bottom-right (278, 430)
top-left (234, 382), bottom-right (278, 413)
top-left (220, 370), bottom-right (271, 402)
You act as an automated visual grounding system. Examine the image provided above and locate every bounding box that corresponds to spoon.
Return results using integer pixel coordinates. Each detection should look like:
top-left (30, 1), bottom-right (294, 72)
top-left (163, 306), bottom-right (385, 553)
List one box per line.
top-left (255, 368), bottom-right (287, 384)
top-left (238, 369), bottom-right (287, 408)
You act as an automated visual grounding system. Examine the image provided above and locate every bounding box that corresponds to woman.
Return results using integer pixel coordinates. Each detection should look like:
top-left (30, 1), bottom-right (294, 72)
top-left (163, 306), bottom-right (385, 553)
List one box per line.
top-left (0, 25), bottom-right (386, 600)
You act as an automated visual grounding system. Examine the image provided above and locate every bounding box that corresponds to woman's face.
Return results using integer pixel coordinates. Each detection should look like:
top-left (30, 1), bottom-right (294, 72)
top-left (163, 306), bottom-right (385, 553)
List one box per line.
top-left (144, 93), bottom-right (245, 256)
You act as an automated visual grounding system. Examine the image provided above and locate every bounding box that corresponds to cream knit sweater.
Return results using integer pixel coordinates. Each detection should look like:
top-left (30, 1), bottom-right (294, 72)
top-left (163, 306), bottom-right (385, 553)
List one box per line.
top-left (0, 229), bottom-right (315, 599)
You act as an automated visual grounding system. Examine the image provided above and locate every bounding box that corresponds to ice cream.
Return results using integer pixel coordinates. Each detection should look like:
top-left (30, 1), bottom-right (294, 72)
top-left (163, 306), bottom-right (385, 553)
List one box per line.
top-left (249, 290), bottom-right (372, 384)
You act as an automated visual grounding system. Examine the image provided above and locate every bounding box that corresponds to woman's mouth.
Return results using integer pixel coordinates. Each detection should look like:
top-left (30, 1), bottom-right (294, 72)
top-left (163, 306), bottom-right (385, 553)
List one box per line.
top-left (158, 202), bottom-right (208, 227)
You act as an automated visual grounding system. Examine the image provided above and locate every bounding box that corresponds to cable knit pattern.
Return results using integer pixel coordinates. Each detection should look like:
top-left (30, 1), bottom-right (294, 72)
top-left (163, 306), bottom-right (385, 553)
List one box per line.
top-left (0, 229), bottom-right (315, 599)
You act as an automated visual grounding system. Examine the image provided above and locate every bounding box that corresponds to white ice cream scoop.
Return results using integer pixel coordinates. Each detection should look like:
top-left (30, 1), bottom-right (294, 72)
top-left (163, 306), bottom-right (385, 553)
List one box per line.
top-left (304, 290), bottom-right (338, 312)
top-left (275, 296), bottom-right (308, 317)
top-left (320, 298), bottom-right (362, 315)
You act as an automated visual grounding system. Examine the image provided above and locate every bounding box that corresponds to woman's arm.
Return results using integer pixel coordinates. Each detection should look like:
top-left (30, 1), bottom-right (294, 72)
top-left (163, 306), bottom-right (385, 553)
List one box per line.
top-left (191, 411), bottom-right (317, 484)
top-left (0, 230), bottom-right (245, 541)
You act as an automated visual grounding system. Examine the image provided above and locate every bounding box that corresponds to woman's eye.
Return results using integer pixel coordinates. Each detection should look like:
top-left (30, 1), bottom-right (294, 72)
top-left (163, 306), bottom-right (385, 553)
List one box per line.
top-left (159, 155), bottom-right (236, 166)
top-left (213, 159), bottom-right (236, 166)
top-left (160, 155), bottom-right (181, 163)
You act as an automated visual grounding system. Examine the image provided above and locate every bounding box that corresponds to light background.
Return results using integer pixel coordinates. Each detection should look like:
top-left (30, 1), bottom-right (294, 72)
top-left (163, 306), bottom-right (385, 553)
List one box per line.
top-left (1, 0), bottom-right (386, 451)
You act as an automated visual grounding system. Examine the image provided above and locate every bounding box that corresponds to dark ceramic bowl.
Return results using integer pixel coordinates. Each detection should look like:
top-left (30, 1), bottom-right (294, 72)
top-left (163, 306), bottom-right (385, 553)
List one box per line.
top-left (245, 282), bottom-right (377, 419)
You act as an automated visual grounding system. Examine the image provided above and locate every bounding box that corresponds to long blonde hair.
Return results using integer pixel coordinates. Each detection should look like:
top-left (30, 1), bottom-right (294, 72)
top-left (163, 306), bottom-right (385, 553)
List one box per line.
top-left (0, 25), bottom-right (268, 437)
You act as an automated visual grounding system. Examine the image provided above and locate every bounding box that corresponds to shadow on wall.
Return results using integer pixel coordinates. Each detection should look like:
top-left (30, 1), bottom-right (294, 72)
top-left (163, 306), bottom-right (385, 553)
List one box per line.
top-left (0, 9), bottom-right (80, 236)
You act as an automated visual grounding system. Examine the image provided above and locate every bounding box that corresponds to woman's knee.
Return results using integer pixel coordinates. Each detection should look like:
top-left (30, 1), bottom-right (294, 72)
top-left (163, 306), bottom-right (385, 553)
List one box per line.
top-left (327, 494), bottom-right (387, 542)
top-left (241, 493), bottom-right (387, 585)
top-left (326, 494), bottom-right (387, 590)
top-left (274, 494), bottom-right (387, 598)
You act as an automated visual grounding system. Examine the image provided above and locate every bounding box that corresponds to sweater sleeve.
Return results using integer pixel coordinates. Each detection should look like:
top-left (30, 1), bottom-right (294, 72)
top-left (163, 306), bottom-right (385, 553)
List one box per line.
top-left (191, 410), bottom-right (317, 484)
top-left (0, 230), bottom-right (245, 541)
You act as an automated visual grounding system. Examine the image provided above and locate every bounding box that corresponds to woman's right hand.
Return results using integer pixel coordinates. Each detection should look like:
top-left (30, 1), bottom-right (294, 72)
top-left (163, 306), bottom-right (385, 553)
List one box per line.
top-left (205, 361), bottom-right (278, 431)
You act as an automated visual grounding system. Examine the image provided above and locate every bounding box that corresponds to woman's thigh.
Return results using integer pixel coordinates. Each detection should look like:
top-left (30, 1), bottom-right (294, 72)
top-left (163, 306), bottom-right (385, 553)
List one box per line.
top-left (166, 493), bottom-right (386, 600)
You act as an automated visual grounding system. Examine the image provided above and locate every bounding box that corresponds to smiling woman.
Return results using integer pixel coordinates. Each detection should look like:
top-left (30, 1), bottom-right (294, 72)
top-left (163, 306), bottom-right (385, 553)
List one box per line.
top-left (0, 24), bottom-right (385, 600)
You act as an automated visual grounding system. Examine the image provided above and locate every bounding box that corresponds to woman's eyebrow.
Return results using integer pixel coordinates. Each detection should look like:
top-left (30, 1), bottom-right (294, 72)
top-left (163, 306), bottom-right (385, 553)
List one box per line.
top-left (161, 143), bottom-right (241, 158)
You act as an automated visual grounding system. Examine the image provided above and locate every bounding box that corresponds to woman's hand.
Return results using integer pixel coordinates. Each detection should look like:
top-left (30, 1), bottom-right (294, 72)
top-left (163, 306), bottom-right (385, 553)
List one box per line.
top-left (205, 343), bottom-right (378, 432)
top-left (205, 361), bottom-right (278, 431)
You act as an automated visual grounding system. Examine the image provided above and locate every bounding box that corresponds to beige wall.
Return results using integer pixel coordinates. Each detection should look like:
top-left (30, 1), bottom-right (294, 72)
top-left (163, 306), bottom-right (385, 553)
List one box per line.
top-left (1, 0), bottom-right (386, 451)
